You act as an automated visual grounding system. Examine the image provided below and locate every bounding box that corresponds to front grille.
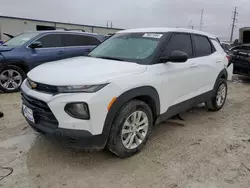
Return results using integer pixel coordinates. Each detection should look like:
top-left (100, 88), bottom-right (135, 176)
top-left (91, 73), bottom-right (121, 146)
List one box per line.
top-left (27, 79), bottom-right (58, 94)
top-left (21, 93), bottom-right (59, 129)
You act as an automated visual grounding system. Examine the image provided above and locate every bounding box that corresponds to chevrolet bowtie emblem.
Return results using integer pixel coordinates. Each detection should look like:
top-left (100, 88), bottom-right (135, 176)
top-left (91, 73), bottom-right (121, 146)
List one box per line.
top-left (30, 81), bottom-right (37, 89)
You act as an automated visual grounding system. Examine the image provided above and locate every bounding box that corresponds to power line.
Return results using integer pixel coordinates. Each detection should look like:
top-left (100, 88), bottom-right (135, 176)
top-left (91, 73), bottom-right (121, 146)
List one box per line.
top-left (230, 7), bottom-right (238, 42)
top-left (199, 9), bottom-right (204, 31)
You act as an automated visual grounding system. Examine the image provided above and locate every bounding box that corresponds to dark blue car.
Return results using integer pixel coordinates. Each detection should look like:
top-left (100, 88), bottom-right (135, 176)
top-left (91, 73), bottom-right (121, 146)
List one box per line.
top-left (0, 31), bottom-right (105, 92)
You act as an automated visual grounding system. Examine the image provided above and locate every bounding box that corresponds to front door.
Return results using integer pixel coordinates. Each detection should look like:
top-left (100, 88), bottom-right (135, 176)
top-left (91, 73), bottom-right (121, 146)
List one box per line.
top-left (28, 34), bottom-right (64, 68)
top-left (153, 33), bottom-right (203, 113)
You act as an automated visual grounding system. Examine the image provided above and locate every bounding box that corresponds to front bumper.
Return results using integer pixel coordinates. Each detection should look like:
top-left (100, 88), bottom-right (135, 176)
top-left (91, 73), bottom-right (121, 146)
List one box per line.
top-left (24, 116), bottom-right (107, 149)
top-left (21, 79), bottom-right (119, 149)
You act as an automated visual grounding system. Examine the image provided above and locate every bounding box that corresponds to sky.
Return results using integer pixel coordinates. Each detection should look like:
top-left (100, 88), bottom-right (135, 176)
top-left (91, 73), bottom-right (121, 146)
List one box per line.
top-left (1, 0), bottom-right (250, 41)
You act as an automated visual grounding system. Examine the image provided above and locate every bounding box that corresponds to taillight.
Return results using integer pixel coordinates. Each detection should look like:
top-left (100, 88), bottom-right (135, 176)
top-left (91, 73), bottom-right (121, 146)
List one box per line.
top-left (226, 55), bottom-right (231, 61)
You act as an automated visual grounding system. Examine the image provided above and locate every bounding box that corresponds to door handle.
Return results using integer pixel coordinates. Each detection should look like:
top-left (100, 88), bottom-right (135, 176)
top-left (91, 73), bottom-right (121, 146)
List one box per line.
top-left (216, 60), bottom-right (222, 63)
top-left (190, 63), bottom-right (198, 68)
top-left (58, 51), bottom-right (64, 55)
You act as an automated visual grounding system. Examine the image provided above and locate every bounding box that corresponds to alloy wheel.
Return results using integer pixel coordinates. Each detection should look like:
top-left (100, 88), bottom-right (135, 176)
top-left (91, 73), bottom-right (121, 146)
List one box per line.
top-left (216, 83), bottom-right (226, 107)
top-left (0, 69), bottom-right (22, 90)
top-left (121, 110), bottom-right (149, 150)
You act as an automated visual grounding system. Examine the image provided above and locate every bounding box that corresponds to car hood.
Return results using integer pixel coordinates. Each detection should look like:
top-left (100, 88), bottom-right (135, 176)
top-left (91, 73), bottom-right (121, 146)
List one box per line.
top-left (27, 57), bottom-right (147, 85)
top-left (0, 46), bottom-right (14, 52)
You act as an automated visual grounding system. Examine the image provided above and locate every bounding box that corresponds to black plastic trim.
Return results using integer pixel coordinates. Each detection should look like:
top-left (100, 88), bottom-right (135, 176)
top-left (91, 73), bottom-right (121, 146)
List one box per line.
top-left (102, 86), bottom-right (160, 141)
top-left (155, 90), bottom-right (213, 125)
top-left (26, 119), bottom-right (107, 150)
top-left (213, 69), bottom-right (228, 91)
top-left (64, 102), bottom-right (90, 120)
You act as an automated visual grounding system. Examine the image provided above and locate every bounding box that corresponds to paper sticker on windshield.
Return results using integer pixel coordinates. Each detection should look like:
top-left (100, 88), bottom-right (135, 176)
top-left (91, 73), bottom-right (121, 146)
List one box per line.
top-left (143, 33), bottom-right (163, 39)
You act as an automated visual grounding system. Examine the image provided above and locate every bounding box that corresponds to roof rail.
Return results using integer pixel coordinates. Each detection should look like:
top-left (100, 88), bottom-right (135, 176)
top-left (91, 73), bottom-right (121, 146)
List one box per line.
top-left (54, 27), bottom-right (85, 32)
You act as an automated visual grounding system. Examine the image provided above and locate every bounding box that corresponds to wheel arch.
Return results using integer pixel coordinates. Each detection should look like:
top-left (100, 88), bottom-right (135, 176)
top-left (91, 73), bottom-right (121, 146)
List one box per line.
top-left (213, 68), bottom-right (228, 91)
top-left (1, 61), bottom-right (29, 74)
top-left (102, 86), bottom-right (160, 141)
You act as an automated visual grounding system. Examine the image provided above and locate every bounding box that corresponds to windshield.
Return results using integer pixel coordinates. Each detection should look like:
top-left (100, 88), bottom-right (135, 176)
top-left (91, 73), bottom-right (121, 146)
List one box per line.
top-left (3, 33), bottom-right (38, 47)
top-left (89, 32), bottom-right (164, 64)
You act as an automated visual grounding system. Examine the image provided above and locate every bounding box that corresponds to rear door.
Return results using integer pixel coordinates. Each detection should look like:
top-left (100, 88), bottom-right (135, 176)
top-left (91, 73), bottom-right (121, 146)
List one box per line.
top-left (192, 34), bottom-right (224, 92)
top-left (28, 34), bottom-right (64, 67)
top-left (61, 34), bottom-right (102, 58)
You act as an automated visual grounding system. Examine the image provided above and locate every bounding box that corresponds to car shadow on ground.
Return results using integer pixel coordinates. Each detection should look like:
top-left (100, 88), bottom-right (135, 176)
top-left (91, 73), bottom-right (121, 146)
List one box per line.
top-left (26, 105), bottom-right (207, 170)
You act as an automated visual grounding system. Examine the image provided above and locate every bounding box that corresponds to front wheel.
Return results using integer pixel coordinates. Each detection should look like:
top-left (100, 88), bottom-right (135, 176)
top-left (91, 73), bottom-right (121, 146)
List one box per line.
top-left (206, 79), bottom-right (227, 111)
top-left (0, 65), bottom-right (25, 93)
top-left (107, 100), bottom-right (153, 158)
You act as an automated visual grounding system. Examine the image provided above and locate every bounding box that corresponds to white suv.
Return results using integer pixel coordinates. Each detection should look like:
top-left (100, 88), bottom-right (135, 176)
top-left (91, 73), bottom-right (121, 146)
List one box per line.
top-left (21, 28), bottom-right (228, 157)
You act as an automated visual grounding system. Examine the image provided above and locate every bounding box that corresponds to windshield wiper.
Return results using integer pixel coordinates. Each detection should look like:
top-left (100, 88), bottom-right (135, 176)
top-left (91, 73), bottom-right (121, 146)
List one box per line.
top-left (96, 56), bottom-right (124, 61)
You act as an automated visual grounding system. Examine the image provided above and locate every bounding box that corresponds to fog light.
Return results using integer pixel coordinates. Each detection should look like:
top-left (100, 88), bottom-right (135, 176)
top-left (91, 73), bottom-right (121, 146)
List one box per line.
top-left (64, 102), bottom-right (90, 120)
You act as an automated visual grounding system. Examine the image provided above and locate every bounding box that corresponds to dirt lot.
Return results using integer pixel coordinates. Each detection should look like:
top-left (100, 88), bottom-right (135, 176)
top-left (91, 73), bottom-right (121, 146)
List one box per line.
top-left (0, 76), bottom-right (250, 188)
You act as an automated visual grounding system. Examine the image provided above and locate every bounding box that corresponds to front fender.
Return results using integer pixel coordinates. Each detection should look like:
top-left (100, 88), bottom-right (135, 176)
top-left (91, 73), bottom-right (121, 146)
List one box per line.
top-left (102, 86), bottom-right (160, 140)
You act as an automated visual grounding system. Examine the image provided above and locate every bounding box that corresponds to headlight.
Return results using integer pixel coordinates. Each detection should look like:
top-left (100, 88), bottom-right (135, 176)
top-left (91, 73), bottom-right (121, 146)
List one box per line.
top-left (58, 83), bottom-right (108, 93)
top-left (65, 102), bottom-right (90, 120)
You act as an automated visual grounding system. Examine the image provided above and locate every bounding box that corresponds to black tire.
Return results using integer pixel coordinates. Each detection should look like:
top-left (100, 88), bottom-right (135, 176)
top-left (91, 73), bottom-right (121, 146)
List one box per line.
top-left (206, 78), bottom-right (227, 111)
top-left (0, 65), bottom-right (26, 93)
top-left (107, 100), bottom-right (153, 158)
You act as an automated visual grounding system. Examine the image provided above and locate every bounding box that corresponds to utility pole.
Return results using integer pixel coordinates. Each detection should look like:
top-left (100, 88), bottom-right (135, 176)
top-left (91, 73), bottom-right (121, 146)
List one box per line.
top-left (188, 20), bottom-right (192, 29)
top-left (230, 7), bottom-right (238, 42)
top-left (199, 9), bottom-right (204, 31)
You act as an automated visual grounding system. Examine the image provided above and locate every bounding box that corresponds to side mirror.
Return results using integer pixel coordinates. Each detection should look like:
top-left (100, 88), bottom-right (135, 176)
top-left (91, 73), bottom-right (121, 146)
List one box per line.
top-left (168, 50), bottom-right (188, 63)
top-left (29, 41), bottom-right (42, 49)
top-left (160, 50), bottom-right (188, 63)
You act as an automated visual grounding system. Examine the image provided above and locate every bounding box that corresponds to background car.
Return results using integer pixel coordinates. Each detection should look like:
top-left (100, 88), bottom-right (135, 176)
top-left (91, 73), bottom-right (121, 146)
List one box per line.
top-left (221, 42), bottom-right (232, 53)
top-left (229, 45), bottom-right (250, 77)
top-left (0, 31), bottom-right (105, 92)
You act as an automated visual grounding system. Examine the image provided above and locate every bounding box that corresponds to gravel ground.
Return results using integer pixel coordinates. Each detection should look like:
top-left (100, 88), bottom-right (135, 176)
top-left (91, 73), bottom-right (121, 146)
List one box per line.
top-left (0, 76), bottom-right (250, 188)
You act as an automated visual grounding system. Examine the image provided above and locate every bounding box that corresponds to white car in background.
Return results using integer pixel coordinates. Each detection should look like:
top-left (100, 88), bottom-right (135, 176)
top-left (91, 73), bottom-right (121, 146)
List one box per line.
top-left (21, 28), bottom-right (228, 157)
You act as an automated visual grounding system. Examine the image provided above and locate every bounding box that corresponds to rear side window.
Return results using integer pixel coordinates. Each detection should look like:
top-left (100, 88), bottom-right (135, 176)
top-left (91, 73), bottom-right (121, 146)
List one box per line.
top-left (36, 34), bottom-right (62, 48)
top-left (163, 33), bottom-right (193, 58)
top-left (193, 35), bottom-right (213, 57)
top-left (62, 34), bottom-right (101, 47)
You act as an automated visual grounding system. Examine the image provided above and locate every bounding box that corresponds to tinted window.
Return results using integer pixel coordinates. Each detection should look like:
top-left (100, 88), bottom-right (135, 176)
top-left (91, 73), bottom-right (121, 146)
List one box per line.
top-left (62, 34), bottom-right (101, 47)
top-left (4, 33), bottom-right (38, 47)
top-left (193, 35), bottom-right (212, 57)
top-left (163, 33), bottom-right (193, 57)
top-left (36, 34), bottom-right (62, 48)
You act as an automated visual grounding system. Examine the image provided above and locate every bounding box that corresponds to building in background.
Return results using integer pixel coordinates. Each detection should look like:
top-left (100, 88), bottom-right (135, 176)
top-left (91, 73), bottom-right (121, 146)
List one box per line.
top-left (0, 16), bottom-right (122, 42)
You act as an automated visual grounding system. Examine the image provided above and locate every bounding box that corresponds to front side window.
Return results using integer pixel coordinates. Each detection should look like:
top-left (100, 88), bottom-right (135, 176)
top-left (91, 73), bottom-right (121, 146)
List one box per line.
top-left (193, 35), bottom-right (213, 57)
top-left (162, 33), bottom-right (193, 58)
top-left (4, 33), bottom-right (38, 47)
top-left (89, 32), bottom-right (164, 64)
top-left (35, 34), bottom-right (62, 48)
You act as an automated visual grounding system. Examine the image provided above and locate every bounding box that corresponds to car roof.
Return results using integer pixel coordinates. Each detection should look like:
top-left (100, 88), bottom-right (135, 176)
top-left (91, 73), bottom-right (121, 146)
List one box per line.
top-left (117, 27), bottom-right (216, 39)
top-left (25, 30), bottom-right (101, 36)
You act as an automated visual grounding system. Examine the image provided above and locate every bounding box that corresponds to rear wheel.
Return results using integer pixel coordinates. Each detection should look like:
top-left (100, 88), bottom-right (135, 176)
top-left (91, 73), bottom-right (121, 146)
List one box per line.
top-left (107, 100), bottom-right (153, 158)
top-left (206, 79), bottom-right (227, 111)
top-left (0, 65), bottom-right (25, 93)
